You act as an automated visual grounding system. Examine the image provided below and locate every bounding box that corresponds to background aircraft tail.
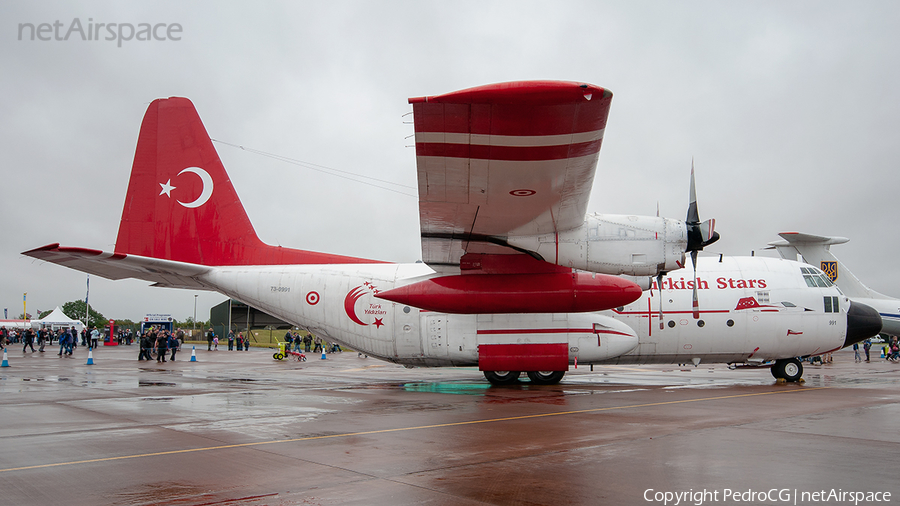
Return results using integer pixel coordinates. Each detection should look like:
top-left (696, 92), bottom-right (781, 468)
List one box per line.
top-left (115, 97), bottom-right (382, 266)
top-left (768, 232), bottom-right (885, 299)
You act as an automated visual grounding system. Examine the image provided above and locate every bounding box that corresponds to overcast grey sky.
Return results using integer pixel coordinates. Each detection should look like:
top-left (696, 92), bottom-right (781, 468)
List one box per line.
top-left (4, 1), bottom-right (900, 322)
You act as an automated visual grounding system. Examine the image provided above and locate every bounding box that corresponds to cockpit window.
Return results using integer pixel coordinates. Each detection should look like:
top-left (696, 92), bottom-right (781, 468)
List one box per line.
top-left (803, 273), bottom-right (818, 287)
top-left (781, 301), bottom-right (797, 307)
top-left (801, 268), bottom-right (834, 288)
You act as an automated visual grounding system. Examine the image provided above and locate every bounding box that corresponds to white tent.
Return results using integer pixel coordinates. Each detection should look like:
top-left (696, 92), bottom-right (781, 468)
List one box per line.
top-left (0, 319), bottom-right (32, 330)
top-left (30, 307), bottom-right (84, 332)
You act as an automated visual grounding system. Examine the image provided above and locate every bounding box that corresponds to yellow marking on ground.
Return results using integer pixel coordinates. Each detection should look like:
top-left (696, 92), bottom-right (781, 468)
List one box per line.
top-left (0, 386), bottom-right (827, 473)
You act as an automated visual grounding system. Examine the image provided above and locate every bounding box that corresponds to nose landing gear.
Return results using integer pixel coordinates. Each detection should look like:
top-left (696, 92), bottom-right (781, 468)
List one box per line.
top-left (770, 358), bottom-right (803, 382)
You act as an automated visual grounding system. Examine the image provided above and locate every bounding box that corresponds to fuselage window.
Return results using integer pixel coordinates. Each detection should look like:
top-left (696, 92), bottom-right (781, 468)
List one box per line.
top-left (781, 301), bottom-right (796, 307)
top-left (824, 296), bottom-right (833, 313)
top-left (823, 296), bottom-right (840, 313)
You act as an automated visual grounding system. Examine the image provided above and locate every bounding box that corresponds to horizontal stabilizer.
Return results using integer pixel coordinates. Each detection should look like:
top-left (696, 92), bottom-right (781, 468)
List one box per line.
top-left (23, 244), bottom-right (213, 290)
top-left (770, 232), bottom-right (849, 247)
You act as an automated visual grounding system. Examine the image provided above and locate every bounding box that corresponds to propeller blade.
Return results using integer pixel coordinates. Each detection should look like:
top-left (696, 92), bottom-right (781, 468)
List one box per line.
top-left (685, 165), bottom-right (720, 252)
top-left (686, 162), bottom-right (699, 225)
top-left (657, 272), bottom-right (665, 330)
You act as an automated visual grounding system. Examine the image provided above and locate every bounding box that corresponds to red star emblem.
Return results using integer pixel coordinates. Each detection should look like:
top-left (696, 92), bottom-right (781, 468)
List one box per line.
top-left (373, 318), bottom-right (384, 329)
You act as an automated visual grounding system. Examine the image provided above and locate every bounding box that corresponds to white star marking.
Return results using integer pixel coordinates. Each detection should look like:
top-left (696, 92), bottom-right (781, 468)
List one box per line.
top-left (159, 179), bottom-right (176, 197)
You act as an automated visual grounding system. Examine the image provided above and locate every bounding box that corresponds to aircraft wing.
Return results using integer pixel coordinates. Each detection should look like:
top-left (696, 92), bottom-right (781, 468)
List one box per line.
top-left (22, 244), bottom-right (214, 290)
top-left (408, 81), bottom-right (612, 270)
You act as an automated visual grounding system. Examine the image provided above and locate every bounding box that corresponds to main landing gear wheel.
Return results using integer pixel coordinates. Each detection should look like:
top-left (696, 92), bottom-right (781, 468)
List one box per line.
top-left (771, 358), bottom-right (803, 382)
top-left (526, 371), bottom-right (566, 385)
top-left (483, 371), bottom-right (520, 385)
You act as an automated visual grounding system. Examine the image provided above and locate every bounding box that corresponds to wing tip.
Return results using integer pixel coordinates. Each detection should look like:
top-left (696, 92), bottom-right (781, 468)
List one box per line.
top-left (409, 80), bottom-right (610, 105)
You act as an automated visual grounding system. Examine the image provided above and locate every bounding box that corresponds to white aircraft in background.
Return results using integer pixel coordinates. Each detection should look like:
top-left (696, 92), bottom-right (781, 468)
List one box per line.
top-left (23, 82), bottom-right (881, 384)
top-left (769, 232), bottom-right (899, 337)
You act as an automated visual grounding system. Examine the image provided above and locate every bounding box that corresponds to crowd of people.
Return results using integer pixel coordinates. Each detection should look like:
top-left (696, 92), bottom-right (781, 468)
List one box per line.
top-left (205, 328), bottom-right (251, 351)
top-left (0, 325), bottom-right (346, 363)
top-left (282, 330), bottom-right (340, 354)
top-left (137, 327), bottom-right (186, 362)
top-left (0, 325), bottom-right (104, 355)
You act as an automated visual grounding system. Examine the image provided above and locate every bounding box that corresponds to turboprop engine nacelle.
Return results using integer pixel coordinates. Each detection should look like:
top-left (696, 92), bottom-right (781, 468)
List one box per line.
top-left (506, 214), bottom-right (687, 277)
top-left (376, 271), bottom-right (643, 314)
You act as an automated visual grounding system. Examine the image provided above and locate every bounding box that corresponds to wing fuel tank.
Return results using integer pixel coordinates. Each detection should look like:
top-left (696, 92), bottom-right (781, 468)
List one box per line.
top-left (376, 272), bottom-right (642, 314)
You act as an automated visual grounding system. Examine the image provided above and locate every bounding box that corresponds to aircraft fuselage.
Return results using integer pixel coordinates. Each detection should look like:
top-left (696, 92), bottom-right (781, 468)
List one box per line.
top-left (203, 256), bottom-right (855, 369)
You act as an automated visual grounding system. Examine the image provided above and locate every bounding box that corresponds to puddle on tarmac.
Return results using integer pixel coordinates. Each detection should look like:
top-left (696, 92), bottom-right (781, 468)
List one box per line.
top-left (112, 481), bottom-right (270, 506)
top-left (138, 380), bottom-right (177, 387)
top-left (402, 382), bottom-right (491, 395)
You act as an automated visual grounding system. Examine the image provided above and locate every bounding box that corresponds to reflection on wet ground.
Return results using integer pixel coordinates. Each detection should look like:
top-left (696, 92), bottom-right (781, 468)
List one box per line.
top-left (1, 346), bottom-right (899, 505)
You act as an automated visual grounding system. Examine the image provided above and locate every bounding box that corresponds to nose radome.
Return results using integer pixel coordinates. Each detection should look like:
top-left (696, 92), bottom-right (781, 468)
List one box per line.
top-left (845, 301), bottom-right (882, 348)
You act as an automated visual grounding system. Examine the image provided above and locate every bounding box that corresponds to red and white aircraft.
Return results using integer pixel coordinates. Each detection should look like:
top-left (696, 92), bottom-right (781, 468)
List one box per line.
top-left (23, 81), bottom-right (881, 384)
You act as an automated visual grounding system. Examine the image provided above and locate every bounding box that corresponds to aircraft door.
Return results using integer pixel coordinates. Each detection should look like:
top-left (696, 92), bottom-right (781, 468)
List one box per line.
top-left (392, 304), bottom-right (423, 359)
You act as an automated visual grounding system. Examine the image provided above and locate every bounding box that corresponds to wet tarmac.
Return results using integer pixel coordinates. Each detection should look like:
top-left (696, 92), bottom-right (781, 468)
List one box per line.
top-left (1, 344), bottom-right (899, 505)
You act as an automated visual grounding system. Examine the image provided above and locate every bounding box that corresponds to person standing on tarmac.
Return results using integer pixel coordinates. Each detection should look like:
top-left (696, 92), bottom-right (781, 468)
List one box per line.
top-left (228, 329), bottom-right (235, 351)
top-left (207, 328), bottom-right (215, 351)
top-left (59, 328), bottom-right (73, 356)
top-left (156, 331), bottom-right (168, 363)
top-left (168, 332), bottom-right (179, 361)
top-left (283, 331), bottom-right (291, 351)
top-left (138, 332), bottom-right (147, 360)
top-left (23, 328), bottom-right (36, 353)
top-left (90, 326), bottom-right (100, 349)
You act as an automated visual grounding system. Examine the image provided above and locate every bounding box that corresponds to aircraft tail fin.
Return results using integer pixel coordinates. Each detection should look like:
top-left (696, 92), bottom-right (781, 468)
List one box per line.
top-left (115, 97), bottom-right (382, 266)
top-left (768, 232), bottom-right (879, 299)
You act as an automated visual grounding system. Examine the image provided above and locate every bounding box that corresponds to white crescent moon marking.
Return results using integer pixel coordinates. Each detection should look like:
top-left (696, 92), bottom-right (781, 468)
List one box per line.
top-left (176, 167), bottom-right (214, 209)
